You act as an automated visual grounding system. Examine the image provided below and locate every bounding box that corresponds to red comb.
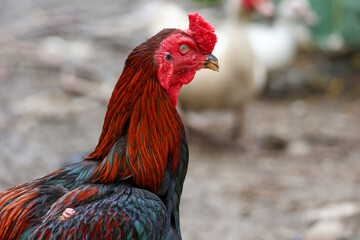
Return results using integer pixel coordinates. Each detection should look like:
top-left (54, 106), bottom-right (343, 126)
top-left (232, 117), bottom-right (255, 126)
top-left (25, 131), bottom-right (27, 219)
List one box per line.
top-left (242, 0), bottom-right (256, 8)
top-left (242, 0), bottom-right (267, 9)
top-left (186, 12), bottom-right (217, 54)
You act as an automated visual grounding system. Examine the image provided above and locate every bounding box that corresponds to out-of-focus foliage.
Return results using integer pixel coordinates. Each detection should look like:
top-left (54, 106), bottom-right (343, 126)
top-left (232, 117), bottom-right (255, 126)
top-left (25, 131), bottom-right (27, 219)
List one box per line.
top-left (308, 0), bottom-right (360, 53)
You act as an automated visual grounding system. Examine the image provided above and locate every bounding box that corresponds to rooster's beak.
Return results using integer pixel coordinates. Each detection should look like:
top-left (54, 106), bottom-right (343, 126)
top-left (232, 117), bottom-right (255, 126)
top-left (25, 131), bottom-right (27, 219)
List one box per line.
top-left (203, 54), bottom-right (219, 72)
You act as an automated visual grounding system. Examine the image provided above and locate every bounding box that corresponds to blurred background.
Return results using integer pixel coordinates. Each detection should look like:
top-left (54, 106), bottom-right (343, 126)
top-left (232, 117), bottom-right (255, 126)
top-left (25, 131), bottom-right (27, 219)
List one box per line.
top-left (0, 0), bottom-right (359, 239)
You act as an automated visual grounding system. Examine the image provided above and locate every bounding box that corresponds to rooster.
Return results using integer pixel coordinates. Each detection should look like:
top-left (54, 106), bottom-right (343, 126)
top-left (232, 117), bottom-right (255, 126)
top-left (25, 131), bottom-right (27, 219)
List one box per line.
top-left (0, 12), bottom-right (218, 240)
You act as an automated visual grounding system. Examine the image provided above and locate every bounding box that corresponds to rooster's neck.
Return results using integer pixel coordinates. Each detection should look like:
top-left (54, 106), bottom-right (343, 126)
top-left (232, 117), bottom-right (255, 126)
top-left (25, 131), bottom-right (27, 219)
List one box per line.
top-left (156, 133), bottom-right (189, 238)
top-left (86, 45), bottom-right (185, 193)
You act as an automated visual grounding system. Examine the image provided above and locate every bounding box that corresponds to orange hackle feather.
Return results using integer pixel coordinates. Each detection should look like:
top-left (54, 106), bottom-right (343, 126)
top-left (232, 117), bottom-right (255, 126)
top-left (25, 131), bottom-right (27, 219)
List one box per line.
top-left (85, 29), bottom-right (185, 193)
top-left (0, 184), bottom-right (41, 239)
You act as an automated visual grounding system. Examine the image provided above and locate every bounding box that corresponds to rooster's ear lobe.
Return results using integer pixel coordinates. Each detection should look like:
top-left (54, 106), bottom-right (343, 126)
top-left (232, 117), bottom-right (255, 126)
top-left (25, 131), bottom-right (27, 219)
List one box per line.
top-left (157, 60), bottom-right (174, 91)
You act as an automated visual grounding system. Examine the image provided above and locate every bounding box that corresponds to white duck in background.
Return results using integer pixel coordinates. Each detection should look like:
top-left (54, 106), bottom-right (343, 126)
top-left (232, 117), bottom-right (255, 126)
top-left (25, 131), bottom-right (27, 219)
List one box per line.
top-left (245, 0), bottom-right (317, 72)
top-left (178, 0), bottom-right (274, 144)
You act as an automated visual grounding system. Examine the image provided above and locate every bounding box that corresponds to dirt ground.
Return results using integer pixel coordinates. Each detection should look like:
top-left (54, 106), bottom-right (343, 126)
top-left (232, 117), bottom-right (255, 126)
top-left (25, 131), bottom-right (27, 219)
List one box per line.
top-left (182, 100), bottom-right (360, 240)
top-left (0, 0), bottom-right (360, 239)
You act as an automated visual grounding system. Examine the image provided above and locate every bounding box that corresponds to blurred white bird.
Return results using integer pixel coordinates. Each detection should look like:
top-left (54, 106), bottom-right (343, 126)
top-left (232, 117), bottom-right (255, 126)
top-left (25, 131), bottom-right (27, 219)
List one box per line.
top-left (145, 1), bottom-right (189, 34)
top-left (178, 0), bottom-right (274, 145)
top-left (245, 0), bottom-right (317, 72)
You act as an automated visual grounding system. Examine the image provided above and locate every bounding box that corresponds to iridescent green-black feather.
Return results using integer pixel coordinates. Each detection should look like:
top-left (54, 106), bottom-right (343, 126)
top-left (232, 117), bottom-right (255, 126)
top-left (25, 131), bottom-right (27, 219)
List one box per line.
top-left (21, 184), bottom-right (168, 240)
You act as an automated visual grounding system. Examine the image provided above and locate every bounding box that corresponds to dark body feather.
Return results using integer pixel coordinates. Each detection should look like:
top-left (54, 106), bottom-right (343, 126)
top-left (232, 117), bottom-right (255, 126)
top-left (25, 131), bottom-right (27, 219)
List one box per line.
top-left (0, 29), bottom-right (189, 240)
top-left (24, 184), bottom-right (168, 240)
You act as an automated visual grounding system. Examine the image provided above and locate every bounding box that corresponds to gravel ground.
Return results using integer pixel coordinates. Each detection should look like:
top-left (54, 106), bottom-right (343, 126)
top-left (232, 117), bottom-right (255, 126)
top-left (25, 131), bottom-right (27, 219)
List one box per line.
top-left (182, 100), bottom-right (360, 240)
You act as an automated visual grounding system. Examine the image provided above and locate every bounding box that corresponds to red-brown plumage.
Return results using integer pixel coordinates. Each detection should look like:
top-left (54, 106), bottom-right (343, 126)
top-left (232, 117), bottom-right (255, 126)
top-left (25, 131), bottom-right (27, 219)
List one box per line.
top-left (85, 29), bottom-right (185, 192)
top-left (0, 185), bottom-right (40, 239)
top-left (0, 13), bottom-right (218, 239)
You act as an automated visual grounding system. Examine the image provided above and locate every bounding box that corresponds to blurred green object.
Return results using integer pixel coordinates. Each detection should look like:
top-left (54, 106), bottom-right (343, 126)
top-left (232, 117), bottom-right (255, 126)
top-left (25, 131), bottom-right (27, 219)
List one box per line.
top-left (308, 0), bottom-right (360, 53)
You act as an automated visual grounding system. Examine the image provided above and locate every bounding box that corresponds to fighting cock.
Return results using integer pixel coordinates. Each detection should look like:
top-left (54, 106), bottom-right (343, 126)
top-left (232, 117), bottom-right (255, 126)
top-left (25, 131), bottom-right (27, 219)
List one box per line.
top-left (0, 12), bottom-right (218, 240)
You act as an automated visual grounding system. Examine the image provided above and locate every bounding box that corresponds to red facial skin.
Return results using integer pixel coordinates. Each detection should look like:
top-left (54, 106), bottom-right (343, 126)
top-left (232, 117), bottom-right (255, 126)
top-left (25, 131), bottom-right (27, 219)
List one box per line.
top-left (155, 33), bottom-right (209, 107)
top-left (155, 12), bottom-right (217, 107)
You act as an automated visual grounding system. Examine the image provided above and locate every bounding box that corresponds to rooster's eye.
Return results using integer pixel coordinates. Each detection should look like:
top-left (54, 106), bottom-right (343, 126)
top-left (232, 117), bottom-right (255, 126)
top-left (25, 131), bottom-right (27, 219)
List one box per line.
top-left (179, 44), bottom-right (189, 54)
